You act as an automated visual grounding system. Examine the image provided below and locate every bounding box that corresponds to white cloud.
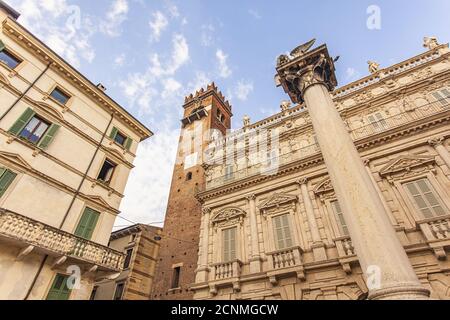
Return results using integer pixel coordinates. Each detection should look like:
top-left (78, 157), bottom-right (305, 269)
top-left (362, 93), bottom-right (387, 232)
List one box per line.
top-left (119, 122), bottom-right (179, 226)
top-left (235, 80), bottom-right (254, 101)
top-left (216, 49), bottom-right (232, 78)
top-left (6, 0), bottom-right (96, 68)
top-left (100, 0), bottom-right (129, 37)
top-left (114, 54), bottom-right (126, 67)
top-left (166, 3), bottom-right (180, 18)
top-left (248, 9), bottom-right (262, 19)
top-left (161, 78), bottom-right (182, 99)
top-left (186, 71), bottom-right (212, 95)
top-left (149, 11), bottom-right (169, 42)
top-left (345, 67), bottom-right (361, 82)
top-left (200, 24), bottom-right (215, 47)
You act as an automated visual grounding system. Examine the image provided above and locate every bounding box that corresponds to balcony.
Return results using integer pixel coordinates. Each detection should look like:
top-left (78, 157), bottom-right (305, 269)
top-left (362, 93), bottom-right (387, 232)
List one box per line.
top-left (209, 259), bottom-right (243, 294)
top-left (0, 208), bottom-right (124, 272)
top-left (335, 237), bottom-right (358, 274)
top-left (418, 215), bottom-right (450, 260)
top-left (205, 100), bottom-right (449, 190)
top-left (266, 246), bottom-right (305, 284)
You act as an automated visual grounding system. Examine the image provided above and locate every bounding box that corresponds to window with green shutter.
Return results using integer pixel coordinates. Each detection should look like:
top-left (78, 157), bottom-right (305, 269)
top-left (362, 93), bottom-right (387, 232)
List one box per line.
top-left (46, 274), bottom-right (71, 300)
top-left (110, 126), bottom-right (133, 151)
top-left (74, 207), bottom-right (100, 240)
top-left (8, 108), bottom-right (60, 149)
top-left (0, 168), bottom-right (16, 197)
top-left (222, 227), bottom-right (237, 262)
top-left (272, 214), bottom-right (293, 250)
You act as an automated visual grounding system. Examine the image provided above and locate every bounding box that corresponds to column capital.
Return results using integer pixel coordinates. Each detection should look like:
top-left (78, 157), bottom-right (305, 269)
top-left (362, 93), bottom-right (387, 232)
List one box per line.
top-left (428, 137), bottom-right (445, 147)
top-left (202, 207), bottom-right (212, 215)
top-left (275, 41), bottom-right (338, 104)
top-left (246, 194), bottom-right (256, 201)
top-left (296, 178), bottom-right (308, 186)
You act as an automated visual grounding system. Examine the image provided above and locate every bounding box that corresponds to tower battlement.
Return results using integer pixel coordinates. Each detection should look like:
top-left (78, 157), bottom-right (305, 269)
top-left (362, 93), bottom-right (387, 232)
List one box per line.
top-left (183, 82), bottom-right (232, 112)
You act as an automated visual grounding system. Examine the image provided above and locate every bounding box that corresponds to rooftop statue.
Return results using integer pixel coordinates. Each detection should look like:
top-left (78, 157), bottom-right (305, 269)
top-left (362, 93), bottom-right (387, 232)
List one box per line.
top-left (423, 36), bottom-right (439, 50)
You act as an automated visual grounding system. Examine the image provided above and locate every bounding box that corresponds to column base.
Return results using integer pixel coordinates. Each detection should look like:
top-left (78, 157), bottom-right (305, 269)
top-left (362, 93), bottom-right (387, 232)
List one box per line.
top-left (368, 284), bottom-right (430, 300)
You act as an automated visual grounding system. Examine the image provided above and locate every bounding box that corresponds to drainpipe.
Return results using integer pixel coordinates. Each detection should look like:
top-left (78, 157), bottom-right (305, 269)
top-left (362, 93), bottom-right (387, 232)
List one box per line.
top-left (24, 113), bottom-right (114, 300)
top-left (0, 62), bottom-right (51, 122)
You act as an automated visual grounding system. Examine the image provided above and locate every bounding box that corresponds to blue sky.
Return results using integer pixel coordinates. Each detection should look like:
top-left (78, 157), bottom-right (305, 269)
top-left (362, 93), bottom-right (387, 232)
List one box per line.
top-left (5, 0), bottom-right (450, 228)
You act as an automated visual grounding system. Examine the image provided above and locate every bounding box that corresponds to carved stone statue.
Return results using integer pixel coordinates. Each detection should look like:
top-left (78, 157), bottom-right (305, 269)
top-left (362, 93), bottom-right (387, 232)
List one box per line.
top-left (243, 115), bottom-right (251, 127)
top-left (276, 39), bottom-right (316, 67)
top-left (368, 60), bottom-right (380, 74)
top-left (280, 100), bottom-right (291, 112)
top-left (423, 36), bottom-right (439, 50)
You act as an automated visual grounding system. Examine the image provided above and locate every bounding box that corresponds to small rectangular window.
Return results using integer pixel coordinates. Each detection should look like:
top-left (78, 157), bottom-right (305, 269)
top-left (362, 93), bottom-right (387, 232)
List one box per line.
top-left (19, 115), bottom-right (50, 144)
top-left (404, 178), bottom-right (446, 219)
top-left (114, 131), bottom-right (127, 146)
top-left (171, 267), bottom-right (181, 289)
top-left (50, 87), bottom-right (71, 105)
top-left (224, 165), bottom-right (234, 181)
top-left (113, 282), bottom-right (125, 300)
top-left (273, 214), bottom-right (293, 250)
top-left (97, 159), bottom-right (116, 184)
top-left (368, 112), bottom-right (387, 132)
top-left (331, 200), bottom-right (349, 237)
top-left (0, 49), bottom-right (21, 69)
top-left (46, 274), bottom-right (71, 300)
top-left (123, 248), bottom-right (133, 269)
top-left (223, 227), bottom-right (237, 262)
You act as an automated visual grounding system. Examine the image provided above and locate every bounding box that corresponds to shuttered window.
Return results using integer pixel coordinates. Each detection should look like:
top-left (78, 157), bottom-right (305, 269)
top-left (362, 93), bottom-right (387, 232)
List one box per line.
top-left (110, 127), bottom-right (133, 151)
top-left (0, 168), bottom-right (16, 197)
top-left (431, 88), bottom-right (450, 107)
top-left (46, 274), bottom-right (71, 300)
top-left (368, 112), bottom-right (387, 132)
top-left (404, 178), bottom-right (446, 219)
top-left (273, 214), bottom-right (293, 250)
top-left (8, 108), bottom-right (60, 149)
top-left (223, 227), bottom-right (237, 262)
top-left (74, 207), bottom-right (100, 240)
top-left (331, 201), bottom-right (349, 236)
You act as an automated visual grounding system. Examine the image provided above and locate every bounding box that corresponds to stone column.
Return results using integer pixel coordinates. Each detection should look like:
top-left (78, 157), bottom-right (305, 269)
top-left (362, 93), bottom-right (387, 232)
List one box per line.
top-left (297, 178), bottom-right (327, 261)
top-left (429, 137), bottom-right (450, 169)
top-left (276, 43), bottom-right (429, 299)
top-left (246, 194), bottom-right (262, 273)
top-left (195, 207), bottom-right (211, 283)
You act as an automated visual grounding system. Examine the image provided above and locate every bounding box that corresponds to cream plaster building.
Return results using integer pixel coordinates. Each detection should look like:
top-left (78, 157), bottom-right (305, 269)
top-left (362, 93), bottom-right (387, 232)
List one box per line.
top-left (0, 2), bottom-right (152, 300)
top-left (192, 39), bottom-right (450, 300)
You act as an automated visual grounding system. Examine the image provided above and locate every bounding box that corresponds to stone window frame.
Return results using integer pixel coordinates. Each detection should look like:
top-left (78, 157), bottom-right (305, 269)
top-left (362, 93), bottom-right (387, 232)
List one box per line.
top-left (43, 83), bottom-right (74, 112)
top-left (0, 44), bottom-right (27, 75)
top-left (211, 207), bottom-right (247, 264)
top-left (392, 172), bottom-right (450, 224)
top-left (323, 197), bottom-right (349, 240)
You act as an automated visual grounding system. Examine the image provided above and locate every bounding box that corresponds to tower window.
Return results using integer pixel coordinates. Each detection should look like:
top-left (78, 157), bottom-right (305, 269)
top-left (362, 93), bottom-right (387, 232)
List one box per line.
top-left (171, 267), bottom-right (181, 289)
top-left (186, 172), bottom-right (193, 181)
top-left (216, 109), bottom-right (225, 123)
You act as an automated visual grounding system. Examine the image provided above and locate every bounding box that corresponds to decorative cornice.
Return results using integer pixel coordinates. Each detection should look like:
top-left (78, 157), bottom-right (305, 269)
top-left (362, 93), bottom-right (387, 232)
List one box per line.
top-left (259, 193), bottom-right (298, 210)
top-left (428, 137), bottom-right (445, 147)
top-left (379, 155), bottom-right (436, 177)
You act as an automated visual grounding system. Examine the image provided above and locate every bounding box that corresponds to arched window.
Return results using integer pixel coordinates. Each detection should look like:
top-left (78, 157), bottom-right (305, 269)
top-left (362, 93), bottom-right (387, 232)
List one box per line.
top-left (186, 172), bottom-right (193, 181)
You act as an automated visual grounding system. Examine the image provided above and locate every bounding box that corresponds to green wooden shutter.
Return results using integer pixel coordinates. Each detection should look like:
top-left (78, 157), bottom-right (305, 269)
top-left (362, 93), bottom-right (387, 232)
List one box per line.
top-left (0, 40), bottom-right (5, 52)
top-left (8, 108), bottom-right (35, 136)
top-left (37, 123), bottom-right (60, 149)
top-left (124, 137), bottom-right (133, 151)
top-left (75, 207), bottom-right (100, 240)
top-left (109, 127), bottom-right (118, 139)
top-left (0, 169), bottom-right (16, 197)
top-left (46, 274), bottom-right (71, 300)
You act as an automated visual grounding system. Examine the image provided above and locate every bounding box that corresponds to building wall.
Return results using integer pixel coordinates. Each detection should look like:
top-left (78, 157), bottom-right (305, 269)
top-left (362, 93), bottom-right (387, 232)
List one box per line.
top-left (192, 43), bottom-right (450, 300)
top-left (151, 85), bottom-right (232, 300)
top-left (0, 7), bottom-right (151, 300)
top-left (93, 225), bottom-right (161, 300)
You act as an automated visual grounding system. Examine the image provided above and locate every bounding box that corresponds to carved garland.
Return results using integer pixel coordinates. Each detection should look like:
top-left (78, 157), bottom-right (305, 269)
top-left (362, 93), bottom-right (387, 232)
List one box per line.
top-left (258, 192), bottom-right (298, 217)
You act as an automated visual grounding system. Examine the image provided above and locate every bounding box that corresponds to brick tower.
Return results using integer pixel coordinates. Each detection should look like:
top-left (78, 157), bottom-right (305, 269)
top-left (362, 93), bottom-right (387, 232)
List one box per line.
top-left (151, 83), bottom-right (232, 300)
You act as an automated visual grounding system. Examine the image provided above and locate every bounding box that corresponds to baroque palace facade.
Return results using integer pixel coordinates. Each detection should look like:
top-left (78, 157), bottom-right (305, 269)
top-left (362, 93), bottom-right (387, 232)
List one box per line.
top-left (0, 2), bottom-right (152, 300)
top-left (187, 40), bottom-right (450, 300)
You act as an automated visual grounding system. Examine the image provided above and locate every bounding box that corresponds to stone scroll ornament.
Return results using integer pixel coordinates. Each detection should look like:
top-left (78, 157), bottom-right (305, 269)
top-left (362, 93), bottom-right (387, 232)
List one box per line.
top-left (275, 39), bottom-right (339, 104)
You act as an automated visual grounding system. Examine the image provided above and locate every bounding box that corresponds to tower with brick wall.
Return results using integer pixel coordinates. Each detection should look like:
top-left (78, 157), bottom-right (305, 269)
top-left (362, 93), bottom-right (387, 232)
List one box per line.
top-left (151, 83), bottom-right (232, 300)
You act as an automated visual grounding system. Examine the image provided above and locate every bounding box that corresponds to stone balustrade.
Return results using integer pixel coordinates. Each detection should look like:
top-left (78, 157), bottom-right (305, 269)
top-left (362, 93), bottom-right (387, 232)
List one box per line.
top-left (267, 246), bottom-right (302, 270)
top-left (0, 208), bottom-right (124, 271)
top-left (419, 215), bottom-right (450, 260)
top-left (212, 260), bottom-right (242, 280)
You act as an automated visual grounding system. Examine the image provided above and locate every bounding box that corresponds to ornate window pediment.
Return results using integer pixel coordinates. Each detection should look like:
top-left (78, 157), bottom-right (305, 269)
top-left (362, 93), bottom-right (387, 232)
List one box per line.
top-left (313, 177), bottom-right (334, 195)
top-left (379, 155), bottom-right (435, 178)
top-left (211, 207), bottom-right (246, 228)
top-left (259, 193), bottom-right (298, 210)
top-left (0, 151), bottom-right (31, 170)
